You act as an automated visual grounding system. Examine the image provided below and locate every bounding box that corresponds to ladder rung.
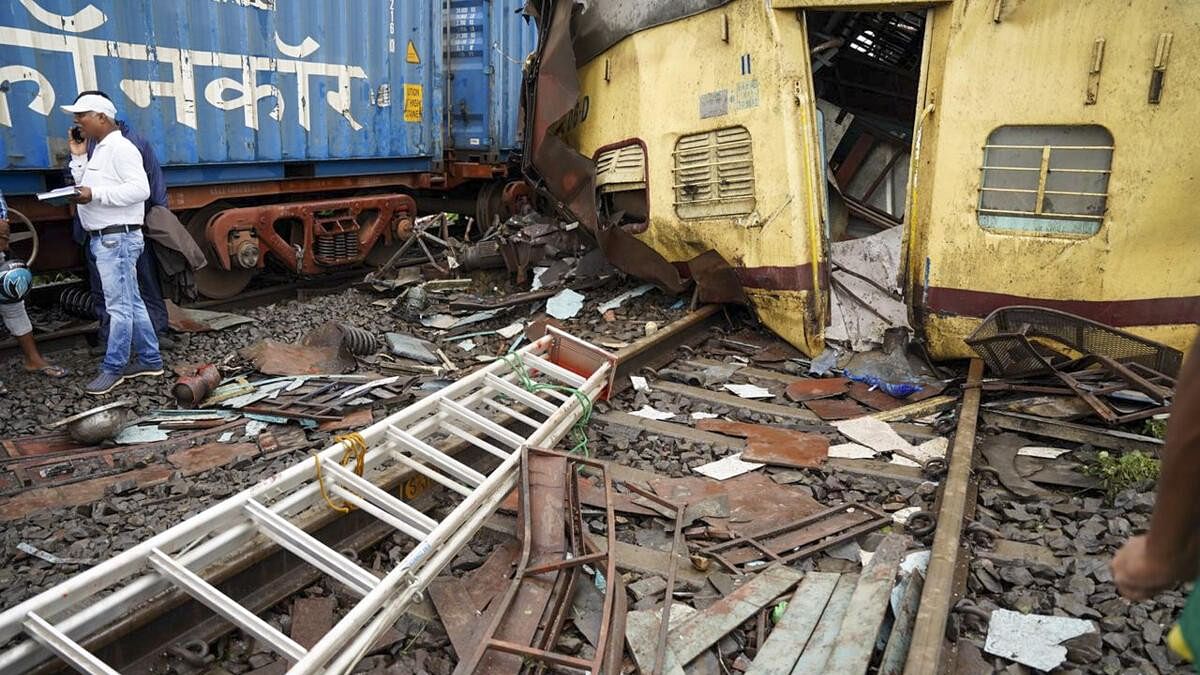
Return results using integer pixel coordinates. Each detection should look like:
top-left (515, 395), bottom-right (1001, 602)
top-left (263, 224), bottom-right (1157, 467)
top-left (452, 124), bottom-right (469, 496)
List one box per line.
top-left (480, 397), bottom-right (543, 430)
top-left (483, 374), bottom-right (559, 415)
top-left (23, 613), bottom-right (119, 675)
top-left (387, 428), bottom-right (486, 488)
top-left (386, 450), bottom-right (472, 497)
top-left (319, 459), bottom-right (438, 533)
top-left (518, 353), bottom-right (586, 387)
top-left (441, 421), bottom-right (512, 460)
top-left (438, 399), bottom-right (528, 448)
top-left (244, 500), bottom-right (380, 597)
top-left (147, 549), bottom-right (307, 661)
top-left (329, 485), bottom-right (434, 542)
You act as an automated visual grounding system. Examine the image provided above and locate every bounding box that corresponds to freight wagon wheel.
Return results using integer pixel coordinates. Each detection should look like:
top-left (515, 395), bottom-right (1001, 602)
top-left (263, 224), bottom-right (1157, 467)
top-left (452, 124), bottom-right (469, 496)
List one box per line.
top-left (5, 208), bottom-right (39, 267)
top-left (185, 201), bottom-right (255, 299)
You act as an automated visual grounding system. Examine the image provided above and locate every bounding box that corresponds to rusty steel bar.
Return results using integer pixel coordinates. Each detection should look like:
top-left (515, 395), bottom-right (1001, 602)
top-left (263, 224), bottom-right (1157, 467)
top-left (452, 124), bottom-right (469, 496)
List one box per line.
top-left (522, 551), bottom-right (607, 577)
top-left (904, 359), bottom-right (984, 674)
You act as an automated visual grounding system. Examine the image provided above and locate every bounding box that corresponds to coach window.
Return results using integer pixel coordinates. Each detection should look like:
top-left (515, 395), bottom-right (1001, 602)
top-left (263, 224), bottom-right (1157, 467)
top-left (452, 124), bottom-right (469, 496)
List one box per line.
top-left (673, 126), bottom-right (756, 219)
top-left (977, 125), bottom-right (1113, 237)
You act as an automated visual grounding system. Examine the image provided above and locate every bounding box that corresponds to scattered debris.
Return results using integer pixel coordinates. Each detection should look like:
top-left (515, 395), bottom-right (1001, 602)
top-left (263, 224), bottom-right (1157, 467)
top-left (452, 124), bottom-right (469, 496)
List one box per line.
top-left (546, 288), bottom-right (586, 320)
top-left (691, 453), bottom-right (764, 480)
top-left (697, 420), bottom-right (829, 469)
top-left (721, 383), bottom-right (773, 399)
top-left (984, 609), bottom-right (1098, 671)
top-left (630, 405), bottom-right (675, 421)
top-left (597, 283), bottom-right (654, 314)
top-left (385, 332), bottom-right (439, 364)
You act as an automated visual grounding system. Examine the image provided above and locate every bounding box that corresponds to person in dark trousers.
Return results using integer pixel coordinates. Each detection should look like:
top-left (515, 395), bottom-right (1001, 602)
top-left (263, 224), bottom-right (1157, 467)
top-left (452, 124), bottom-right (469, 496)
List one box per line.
top-left (63, 93), bottom-right (162, 395)
top-left (69, 91), bottom-right (175, 352)
top-left (1112, 335), bottom-right (1200, 664)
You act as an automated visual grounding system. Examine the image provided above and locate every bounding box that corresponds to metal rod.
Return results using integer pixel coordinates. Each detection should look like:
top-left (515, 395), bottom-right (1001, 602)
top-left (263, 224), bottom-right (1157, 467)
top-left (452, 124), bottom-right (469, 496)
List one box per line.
top-left (903, 359), bottom-right (984, 674)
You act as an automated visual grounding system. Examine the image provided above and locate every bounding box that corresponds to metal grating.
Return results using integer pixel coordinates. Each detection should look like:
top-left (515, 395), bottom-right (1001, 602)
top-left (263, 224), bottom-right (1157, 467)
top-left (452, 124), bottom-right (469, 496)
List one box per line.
top-left (672, 126), bottom-right (756, 219)
top-left (977, 125), bottom-right (1113, 236)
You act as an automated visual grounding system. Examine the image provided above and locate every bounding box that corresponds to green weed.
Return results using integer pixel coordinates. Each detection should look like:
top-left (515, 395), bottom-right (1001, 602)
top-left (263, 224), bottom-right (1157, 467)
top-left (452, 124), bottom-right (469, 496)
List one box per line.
top-left (1084, 450), bottom-right (1160, 501)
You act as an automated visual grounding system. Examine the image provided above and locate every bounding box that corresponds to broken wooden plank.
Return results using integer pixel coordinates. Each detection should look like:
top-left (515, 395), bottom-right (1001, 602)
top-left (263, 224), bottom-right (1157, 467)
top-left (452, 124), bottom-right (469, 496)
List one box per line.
top-left (789, 573), bottom-right (860, 674)
top-left (980, 410), bottom-right (1163, 454)
top-left (822, 534), bottom-right (910, 674)
top-left (745, 572), bottom-right (841, 675)
top-left (870, 395), bottom-right (958, 422)
top-left (669, 565), bottom-right (803, 665)
top-left (652, 381), bottom-right (821, 423)
top-left (878, 569), bottom-right (925, 675)
top-left (625, 604), bottom-right (698, 675)
top-left (428, 577), bottom-right (482, 660)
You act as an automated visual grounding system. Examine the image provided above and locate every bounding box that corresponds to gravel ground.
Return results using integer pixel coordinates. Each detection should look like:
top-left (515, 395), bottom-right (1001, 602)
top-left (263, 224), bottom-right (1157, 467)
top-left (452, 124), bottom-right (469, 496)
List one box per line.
top-left (0, 271), bottom-right (1182, 674)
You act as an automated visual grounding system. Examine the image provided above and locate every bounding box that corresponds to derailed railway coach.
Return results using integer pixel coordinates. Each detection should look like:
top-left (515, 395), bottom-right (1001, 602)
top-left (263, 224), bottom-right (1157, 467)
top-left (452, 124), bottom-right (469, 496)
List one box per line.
top-left (0, 0), bottom-right (535, 299)
top-left (521, 0), bottom-right (1200, 359)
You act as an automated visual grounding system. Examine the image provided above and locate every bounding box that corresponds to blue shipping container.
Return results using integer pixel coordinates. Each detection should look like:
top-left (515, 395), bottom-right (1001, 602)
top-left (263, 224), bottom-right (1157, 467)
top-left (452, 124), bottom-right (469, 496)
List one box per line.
top-left (0, 0), bottom-right (535, 195)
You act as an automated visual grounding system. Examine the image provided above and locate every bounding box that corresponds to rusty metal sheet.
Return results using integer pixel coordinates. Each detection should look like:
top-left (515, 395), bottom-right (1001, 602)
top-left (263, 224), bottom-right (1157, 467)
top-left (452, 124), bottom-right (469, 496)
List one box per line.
top-left (473, 453), bottom-right (567, 674)
top-left (846, 382), bottom-right (905, 411)
top-left (0, 432), bottom-right (80, 459)
top-left (465, 539), bottom-right (520, 612)
top-left (784, 378), bottom-right (850, 402)
top-left (697, 420), bottom-right (830, 469)
top-left (0, 466), bottom-right (175, 521)
top-left (804, 397), bottom-right (871, 421)
top-left (166, 443), bottom-right (259, 477)
top-left (650, 472), bottom-right (823, 531)
top-left (429, 577), bottom-right (483, 660)
top-left (981, 433), bottom-right (1052, 500)
top-left (703, 504), bottom-right (889, 570)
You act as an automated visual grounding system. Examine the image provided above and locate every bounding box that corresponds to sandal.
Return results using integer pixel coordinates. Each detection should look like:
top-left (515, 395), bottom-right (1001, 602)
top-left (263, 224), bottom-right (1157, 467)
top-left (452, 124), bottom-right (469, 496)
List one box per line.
top-left (26, 364), bottom-right (69, 379)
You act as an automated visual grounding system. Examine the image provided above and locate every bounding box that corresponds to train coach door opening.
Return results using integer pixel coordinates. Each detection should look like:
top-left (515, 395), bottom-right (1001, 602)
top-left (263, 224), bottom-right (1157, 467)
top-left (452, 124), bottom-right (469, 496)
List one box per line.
top-left (795, 7), bottom-right (931, 351)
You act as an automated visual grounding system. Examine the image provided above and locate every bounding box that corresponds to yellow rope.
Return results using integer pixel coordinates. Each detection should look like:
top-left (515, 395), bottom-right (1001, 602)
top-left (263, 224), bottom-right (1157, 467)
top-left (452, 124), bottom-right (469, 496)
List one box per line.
top-left (314, 433), bottom-right (369, 513)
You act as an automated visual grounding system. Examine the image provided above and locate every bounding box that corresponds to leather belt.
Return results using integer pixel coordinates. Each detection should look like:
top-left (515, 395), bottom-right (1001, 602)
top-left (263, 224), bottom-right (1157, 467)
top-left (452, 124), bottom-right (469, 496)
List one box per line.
top-left (90, 224), bottom-right (141, 237)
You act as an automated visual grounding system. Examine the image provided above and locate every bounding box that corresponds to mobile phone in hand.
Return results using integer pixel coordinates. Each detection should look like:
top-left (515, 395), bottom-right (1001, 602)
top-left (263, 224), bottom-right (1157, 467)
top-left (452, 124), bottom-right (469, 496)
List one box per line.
top-left (70, 126), bottom-right (84, 143)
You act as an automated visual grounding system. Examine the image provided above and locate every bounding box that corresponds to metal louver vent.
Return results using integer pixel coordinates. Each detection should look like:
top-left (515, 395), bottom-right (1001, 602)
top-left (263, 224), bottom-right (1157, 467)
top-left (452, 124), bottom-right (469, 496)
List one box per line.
top-left (672, 126), bottom-right (756, 218)
top-left (595, 144), bottom-right (647, 193)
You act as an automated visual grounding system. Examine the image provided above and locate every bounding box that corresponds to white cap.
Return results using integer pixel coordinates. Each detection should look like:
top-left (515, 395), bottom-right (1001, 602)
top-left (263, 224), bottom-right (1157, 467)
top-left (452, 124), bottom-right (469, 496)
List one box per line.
top-left (61, 94), bottom-right (117, 119)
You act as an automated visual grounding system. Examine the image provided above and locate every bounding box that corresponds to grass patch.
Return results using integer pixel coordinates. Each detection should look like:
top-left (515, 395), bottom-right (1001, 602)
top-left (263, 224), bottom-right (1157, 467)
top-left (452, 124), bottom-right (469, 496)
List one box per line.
top-left (1084, 450), bottom-right (1160, 501)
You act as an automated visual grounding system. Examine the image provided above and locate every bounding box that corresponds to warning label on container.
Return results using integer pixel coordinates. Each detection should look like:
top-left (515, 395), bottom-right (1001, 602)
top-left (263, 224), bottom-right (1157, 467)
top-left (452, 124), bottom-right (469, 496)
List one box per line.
top-left (404, 84), bottom-right (423, 122)
top-left (406, 41), bottom-right (420, 64)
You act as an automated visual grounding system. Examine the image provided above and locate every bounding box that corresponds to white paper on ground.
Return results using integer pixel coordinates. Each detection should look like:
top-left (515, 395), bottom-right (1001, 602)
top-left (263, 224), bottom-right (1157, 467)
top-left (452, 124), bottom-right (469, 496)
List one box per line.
top-left (984, 609), bottom-right (1097, 671)
top-left (629, 405), bottom-right (675, 421)
top-left (597, 283), bottom-right (654, 313)
top-left (496, 322), bottom-right (524, 339)
top-left (691, 412), bottom-right (719, 420)
top-left (722, 383), bottom-right (773, 399)
top-left (1018, 446), bottom-right (1071, 459)
top-left (834, 416), bottom-right (916, 454)
top-left (693, 453), bottom-right (765, 480)
top-left (456, 339), bottom-right (477, 352)
top-left (546, 289), bottom-right (585, 320)
top-left (828, 443), bottom-right (877, 459)
top-left (530, 266), bottom-right (550, 290)
top-left (891, 506), bottom-right (920, 525)
top-left (630, 376), bottom-right (650, 392)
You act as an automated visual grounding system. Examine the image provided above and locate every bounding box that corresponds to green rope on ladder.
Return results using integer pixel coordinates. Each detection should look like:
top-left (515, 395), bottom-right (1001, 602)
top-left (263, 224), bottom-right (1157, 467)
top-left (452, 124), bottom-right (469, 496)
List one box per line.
top-left (503, 352), bottom-right (593, 456)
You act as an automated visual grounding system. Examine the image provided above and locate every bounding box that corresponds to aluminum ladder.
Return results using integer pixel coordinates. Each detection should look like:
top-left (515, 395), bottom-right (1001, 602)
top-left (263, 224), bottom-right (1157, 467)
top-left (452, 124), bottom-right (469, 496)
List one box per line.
top-left (0, 327), bottom-right (615, 675)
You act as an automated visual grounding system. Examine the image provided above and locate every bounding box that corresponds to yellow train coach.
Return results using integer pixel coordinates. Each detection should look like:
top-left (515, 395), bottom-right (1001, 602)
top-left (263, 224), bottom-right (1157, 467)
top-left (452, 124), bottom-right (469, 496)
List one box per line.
top-left (529, 0), bottom-right (1199, 359)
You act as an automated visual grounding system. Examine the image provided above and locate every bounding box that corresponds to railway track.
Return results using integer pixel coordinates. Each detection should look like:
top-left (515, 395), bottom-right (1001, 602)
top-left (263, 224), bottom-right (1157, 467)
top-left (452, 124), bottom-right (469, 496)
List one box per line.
top-left (16, 306), bottom-right (724, 675)
top-left (1, 268), bottom-right (373, 360)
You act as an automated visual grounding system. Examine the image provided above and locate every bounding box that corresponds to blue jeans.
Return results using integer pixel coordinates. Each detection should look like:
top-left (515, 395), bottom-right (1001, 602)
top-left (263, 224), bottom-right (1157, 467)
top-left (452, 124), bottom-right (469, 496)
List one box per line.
top-left (86, 237), bottom-right (168, 341)
top-left (90, 231), bottom-right (162, 374)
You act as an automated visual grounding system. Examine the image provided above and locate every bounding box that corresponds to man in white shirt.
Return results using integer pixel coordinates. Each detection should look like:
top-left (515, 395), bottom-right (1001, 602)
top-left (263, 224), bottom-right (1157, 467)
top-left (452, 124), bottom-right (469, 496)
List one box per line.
top-left (63, 94), bottom-right (163, 395)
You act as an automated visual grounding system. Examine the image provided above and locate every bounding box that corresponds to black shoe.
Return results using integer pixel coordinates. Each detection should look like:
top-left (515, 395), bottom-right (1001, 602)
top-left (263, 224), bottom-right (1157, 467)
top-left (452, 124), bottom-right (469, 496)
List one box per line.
top-left (157, 333), bottom-right (178, 351)
top-left (122, 362), bottom-right (165, 379)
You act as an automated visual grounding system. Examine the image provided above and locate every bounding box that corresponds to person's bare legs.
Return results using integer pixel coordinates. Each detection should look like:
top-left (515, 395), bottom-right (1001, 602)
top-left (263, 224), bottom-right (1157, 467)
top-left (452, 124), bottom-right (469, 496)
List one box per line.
top-left (15, 332), bottom-right (49, 371)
